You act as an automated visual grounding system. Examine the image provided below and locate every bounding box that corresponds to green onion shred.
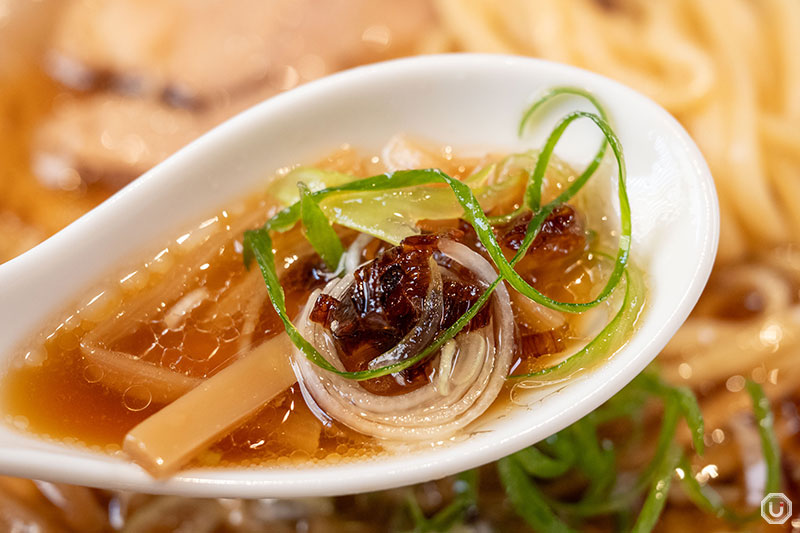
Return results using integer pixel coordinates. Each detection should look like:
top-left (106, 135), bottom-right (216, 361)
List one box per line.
top-left (244, 87), bottom-right (634, 381)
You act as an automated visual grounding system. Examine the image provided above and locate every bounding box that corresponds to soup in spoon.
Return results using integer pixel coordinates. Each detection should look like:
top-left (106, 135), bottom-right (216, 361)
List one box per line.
top-left (1, 89), bottom-right (643, 477)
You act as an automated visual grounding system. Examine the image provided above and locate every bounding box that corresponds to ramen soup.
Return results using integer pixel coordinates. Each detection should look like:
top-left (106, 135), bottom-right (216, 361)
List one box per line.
top-left (1, 91), bottom-right (644, 477)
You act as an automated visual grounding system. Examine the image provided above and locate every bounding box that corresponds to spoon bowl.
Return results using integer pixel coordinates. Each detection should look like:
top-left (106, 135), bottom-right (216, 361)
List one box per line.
top-left (0, 54), bottom-right (718, 497)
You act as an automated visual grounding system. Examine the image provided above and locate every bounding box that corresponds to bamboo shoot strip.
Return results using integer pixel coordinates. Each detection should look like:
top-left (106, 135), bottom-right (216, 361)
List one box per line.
top-left (80, 344), bottom-right (201, 405)
top-left (123, 333), bottom-right (297, 476)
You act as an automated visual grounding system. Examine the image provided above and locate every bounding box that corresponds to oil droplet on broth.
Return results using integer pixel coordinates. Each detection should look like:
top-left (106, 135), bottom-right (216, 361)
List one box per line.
top-left (82, 364), bottom-right (104, 384)
top-left (123, 385), bottom-right (153, 412)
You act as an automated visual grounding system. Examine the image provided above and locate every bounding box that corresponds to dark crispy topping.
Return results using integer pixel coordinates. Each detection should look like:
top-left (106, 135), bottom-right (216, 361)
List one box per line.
top-left (280, 254), bottom-right (330, 318)
top-left (307, 205), bottom-right (586, 394)
top-left (348, 236), bottom-right (435, 339)
top-left (308, 293), bottom-right (339, 325)
top-left (310, 237), bottom-right (437, 395)
top-left (519, 326), bottom-right (568, 358)
top-left (495, 204), bottom-right (586, 265)
top-left (438, 259), bottom-right (491, 332)
top-left (309, 234), bottom-right (491, 395)
top-left (281, 255), bottom-right (329, 294)
top-left (418, 218), bottom-right (483, 251)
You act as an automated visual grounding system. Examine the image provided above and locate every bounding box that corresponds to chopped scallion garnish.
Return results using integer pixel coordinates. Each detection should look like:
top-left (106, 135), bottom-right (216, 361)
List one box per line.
top-left (245, 104), bottom-right (631, 380)
top-left (297, 182), bottom-right (345, 270)
top-left (497, 374), bottom-right (782, 531)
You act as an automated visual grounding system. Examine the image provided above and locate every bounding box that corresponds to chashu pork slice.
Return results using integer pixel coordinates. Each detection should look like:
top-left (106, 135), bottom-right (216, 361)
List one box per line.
top-left (33, 84), bottom-right (283, 190)
top-left (49, 0), bottom-right (439, 103)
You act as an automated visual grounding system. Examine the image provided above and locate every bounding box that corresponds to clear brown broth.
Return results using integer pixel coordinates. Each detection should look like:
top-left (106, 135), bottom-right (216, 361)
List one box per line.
top-left (1, 147), bottom-right (604, 470)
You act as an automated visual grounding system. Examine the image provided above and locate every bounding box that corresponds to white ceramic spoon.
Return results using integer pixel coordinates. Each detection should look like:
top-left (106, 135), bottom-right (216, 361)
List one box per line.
top-left (0, 54), bottom-right (718, 498)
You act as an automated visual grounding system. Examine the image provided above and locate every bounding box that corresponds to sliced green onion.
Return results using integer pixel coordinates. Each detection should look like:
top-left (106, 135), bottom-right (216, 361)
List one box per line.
top-left (637, 398), bottom-right (680, 487)
top-left (248, 127), bottom-right (629, 377)
top-left (500, 372), bottom-right (780, 531)
top-left (570, 416), bottom-right (617, 501)
top-left (637, 372), bottom-right (705, 454)
top-left (674, 387), bottom-right (705, 455)
top-left (245, 228), bottom-right (337, 377)
top-left (510, 266), bottom-right (644, 380)
top-left (747, 380), bottom-right (781, 495)
top-left (495, 110), bottom-right (630, 313)
top-left (512, 445), bottom-right (574, 479)
top-left (498, 456), bottom-right (576, 533)
top-left (553, 397), bottom-right (678, 517)
top-left (245, 225), bottom-right (501, 381)
top-left (631, 444), bottom-right (681, 533)
top-left (410, 470), bottom-right (479, 533)
top-left (483, 87), bottom-right (610, 226)
top-left (538, 432), bottom-right (578, 467)
top-left (246, 100), bottom-right (630, 379)
top-left (519, 86), bottom-right (609, 137)
top-left (677, 455), bottom-right (747, 522)
top-left (669, 382), bottom-right (778, 524)
top-left (268, 167), bottom-right (356, 205)
top-left (297, 182), bottom-right (344, 270)
top-left (591, 373), bottom-right (652, 424)
top-left (524, 100), bottom-right (607, 211)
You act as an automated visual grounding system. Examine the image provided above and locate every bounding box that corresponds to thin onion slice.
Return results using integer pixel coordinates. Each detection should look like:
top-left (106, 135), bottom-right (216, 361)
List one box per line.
top-left (292, 239), bottom-right (514, 441)
top-left (343, 233), bottom-right (374, 273)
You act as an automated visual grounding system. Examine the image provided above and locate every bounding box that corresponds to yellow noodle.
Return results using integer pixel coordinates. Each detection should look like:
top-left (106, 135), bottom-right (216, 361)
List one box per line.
top-left (433, 0), bottom-right (800, 518)
top-left (435, 0), bottom-right (800, 257)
